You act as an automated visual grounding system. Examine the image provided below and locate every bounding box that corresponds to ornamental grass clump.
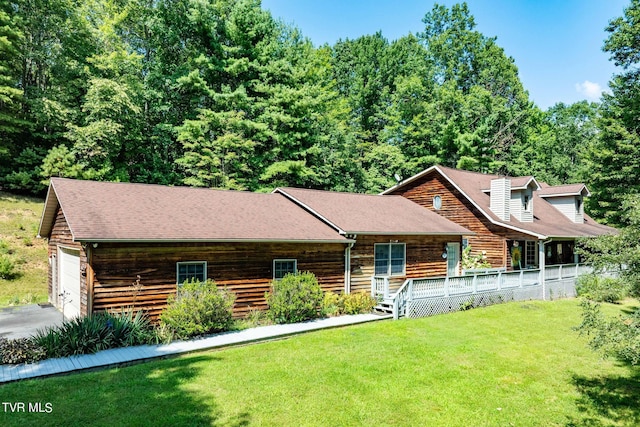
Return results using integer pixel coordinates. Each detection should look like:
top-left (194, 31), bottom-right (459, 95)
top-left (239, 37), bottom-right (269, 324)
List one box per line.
top-left (33, 310), bottom-right (156, 358)
top-left (266, 272), bottom-right (324, 324)
top-left (159, 279), bottom-right (235, 340)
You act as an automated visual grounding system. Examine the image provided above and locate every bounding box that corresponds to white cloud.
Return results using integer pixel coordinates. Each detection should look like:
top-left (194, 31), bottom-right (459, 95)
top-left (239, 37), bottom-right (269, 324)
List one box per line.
top-left (575, 80), bottom-right (604, 100)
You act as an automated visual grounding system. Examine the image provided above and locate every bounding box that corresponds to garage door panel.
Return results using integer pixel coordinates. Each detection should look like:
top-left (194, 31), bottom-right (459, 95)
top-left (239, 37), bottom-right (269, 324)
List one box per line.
top-left (59, 247), bottom-right (81, 319)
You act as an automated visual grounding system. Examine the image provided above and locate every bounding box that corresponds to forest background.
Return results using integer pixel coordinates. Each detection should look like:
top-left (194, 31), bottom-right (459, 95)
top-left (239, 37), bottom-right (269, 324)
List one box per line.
top-left (1, 0), bottom-right (639, 227)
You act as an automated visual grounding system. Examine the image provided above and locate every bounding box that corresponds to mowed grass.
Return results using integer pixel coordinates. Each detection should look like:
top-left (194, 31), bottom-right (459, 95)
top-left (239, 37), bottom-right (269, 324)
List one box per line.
top-left (1, 299), bottom-right (638, 426)
top-left (0, 191), bottom-right (48, 306)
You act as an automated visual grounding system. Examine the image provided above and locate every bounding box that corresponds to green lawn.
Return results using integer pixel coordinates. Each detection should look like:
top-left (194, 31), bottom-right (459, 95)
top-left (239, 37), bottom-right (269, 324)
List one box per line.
top-left (0, 191), bottom-right (48, 306)
top-left (1, 299), bottom-right (638, 426)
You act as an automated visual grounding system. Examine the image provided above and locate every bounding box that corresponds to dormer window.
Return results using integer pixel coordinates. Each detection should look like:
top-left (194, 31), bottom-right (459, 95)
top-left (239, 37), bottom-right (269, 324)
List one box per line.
top-left (523, 195), bottom-right (531, 212)
top-left (538, 183), bottom-right (590, 224)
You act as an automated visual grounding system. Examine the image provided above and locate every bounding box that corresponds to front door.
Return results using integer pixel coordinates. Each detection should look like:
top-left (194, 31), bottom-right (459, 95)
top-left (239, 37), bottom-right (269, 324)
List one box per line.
top-left (447, 242), bottom-right (460, 277)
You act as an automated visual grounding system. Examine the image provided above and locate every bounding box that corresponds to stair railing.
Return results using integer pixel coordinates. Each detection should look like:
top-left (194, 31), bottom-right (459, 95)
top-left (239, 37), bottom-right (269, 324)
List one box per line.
top-left (371, 276), bottom-right (390, 299)
top-left (391, 279), bottom-right (413, 320)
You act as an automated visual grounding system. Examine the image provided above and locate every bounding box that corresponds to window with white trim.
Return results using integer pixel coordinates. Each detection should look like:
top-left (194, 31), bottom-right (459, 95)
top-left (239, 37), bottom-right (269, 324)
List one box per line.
top-left (273, 259), bottom-right (297, 280)
top-left (433, 195), bottom-right (442, 210)
top-left (374, 243), bottom-right (406, 276)
top-left (176, 261), bottom-right (207, 285)
top-left (523, 194), bottom-right (531, 212)
top-left (525, 241), bottom-right (537, 267)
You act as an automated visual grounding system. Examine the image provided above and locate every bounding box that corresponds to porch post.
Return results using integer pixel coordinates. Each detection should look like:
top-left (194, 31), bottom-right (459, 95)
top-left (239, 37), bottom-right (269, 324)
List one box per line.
top-left (539, 239), bottom-right (546, 300)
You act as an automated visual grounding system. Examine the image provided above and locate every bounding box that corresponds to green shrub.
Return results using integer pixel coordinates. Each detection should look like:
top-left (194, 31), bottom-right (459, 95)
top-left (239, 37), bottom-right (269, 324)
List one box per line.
top-left (266, 272), bottom-right (324, 324)
top-left (322, 291), bottom-right (377, 316)
top-left (33, 311), bottom-right (156, 358)
top-left (576, 274), bottom-right (629, 303)
top-left (576, 299), bottom-right (640, 365)
top-left (341, 292), bottom-right (377, 314)
top-left (322, 292), bottom-right (341, 317)
top-left (461, 245), bottom-right (491, 270)
top-left (0, 239), bottom-right (10, 254)
top-left (0, 337), bottom-right (47, 364)
top-left (159, 279), bottom-right (235, 340)
top-left (0, 254), bottom-right (18, 279)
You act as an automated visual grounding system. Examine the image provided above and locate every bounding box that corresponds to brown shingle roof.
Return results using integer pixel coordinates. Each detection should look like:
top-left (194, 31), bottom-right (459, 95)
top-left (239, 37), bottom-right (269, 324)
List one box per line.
top-left (383, 165), bottom-right (615, 239)
top-left (508, 176), bottom-right (540, 190)
top-left (276, 187), bottom-right (472, 235)
top-left (538, 183), bottom-right (590, 197)
top-left (38, 178), bottom-right (350, 242)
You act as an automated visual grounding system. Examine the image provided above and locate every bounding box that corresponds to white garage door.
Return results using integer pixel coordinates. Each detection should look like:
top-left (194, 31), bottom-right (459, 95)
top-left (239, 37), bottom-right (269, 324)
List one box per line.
top-left (58, 247), bottom-right (81, 319)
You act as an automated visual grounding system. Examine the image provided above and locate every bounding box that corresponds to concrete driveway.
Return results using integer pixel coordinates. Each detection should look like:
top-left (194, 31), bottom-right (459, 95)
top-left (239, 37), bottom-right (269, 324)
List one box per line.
top-left (0, 304), bottom-right (64, 340)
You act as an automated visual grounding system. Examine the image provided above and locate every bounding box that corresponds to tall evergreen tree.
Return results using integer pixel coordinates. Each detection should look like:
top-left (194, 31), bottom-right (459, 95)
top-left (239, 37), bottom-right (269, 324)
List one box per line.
top-left (0, 1), bottom-right (25, 146)
top-left (585, 0), bottom-right (640, 225)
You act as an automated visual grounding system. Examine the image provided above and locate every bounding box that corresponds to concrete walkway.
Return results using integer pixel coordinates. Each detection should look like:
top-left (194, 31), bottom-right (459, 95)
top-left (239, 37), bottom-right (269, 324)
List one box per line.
top-left (0, 313), bottom-right (391, 384)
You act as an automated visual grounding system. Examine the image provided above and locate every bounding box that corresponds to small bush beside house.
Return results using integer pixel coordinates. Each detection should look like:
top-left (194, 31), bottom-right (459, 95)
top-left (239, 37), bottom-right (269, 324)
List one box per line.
top-left (266, 272), bottom-right (324, 324)
top-left (322, 291), bottom-right (377, 316)
top-left (159, 279), bottom-right (236, 340)
top-left (576, 274), bottom-right (629, 303)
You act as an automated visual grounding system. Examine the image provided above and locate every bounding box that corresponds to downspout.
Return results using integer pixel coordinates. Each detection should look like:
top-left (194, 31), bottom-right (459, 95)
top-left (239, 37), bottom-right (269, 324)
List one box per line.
top-left (84, 244), bottom-right (95, 316)
top-left (344, 237), bottom-right (356, 294)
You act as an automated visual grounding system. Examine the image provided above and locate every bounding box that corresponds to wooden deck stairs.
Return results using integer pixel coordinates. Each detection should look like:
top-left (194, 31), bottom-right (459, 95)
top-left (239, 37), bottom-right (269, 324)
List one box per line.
top-left (373, 298), bottom-right (394, 315)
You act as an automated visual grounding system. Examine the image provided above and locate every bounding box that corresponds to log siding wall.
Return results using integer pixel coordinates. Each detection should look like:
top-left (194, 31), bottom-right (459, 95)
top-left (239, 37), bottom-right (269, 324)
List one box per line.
top-left (89, 242), bottom-right (346, 320)
top-left (350, 234), bottom-right (459, 293)
top-left (389, 173), bottom-right (533, 269)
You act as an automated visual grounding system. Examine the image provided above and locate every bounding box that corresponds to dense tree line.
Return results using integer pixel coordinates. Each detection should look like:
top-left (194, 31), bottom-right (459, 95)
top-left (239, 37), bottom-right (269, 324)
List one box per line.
top-left (0, 0), bottom-right (634, 226)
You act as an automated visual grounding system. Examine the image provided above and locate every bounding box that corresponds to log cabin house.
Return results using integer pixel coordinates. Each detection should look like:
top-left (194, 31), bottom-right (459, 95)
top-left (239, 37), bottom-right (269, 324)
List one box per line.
top-left (38, 178), bottom-right (471, 319)
top-left (383, 165), bottom-right (616, 273)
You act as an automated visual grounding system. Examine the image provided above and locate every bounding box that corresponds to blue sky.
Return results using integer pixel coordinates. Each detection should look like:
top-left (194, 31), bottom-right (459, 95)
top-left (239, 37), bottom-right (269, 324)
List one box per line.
top-left (261, 0), bottom-right (629, 109)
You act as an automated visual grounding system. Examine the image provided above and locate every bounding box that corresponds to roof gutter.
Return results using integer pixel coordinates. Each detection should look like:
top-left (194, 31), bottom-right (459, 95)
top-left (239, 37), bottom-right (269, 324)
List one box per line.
top-left (539, 192), bottom-right (586, 198)
top-left (341, 231), bottom-right (476, 236)
top-left (77, 238), bottom-right (355, 244)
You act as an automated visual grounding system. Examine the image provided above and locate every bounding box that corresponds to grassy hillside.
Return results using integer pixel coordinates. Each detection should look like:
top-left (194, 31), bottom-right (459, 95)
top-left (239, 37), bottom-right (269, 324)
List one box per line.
top-left (0, 191), bottom-right (48, 306)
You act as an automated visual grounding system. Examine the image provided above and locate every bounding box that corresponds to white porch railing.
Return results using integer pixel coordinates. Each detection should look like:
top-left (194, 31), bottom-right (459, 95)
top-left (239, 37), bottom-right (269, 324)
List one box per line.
top-left (371, 276), bottom-right (390, 299)
top-left (371, 263), bottom-right (593, 319)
